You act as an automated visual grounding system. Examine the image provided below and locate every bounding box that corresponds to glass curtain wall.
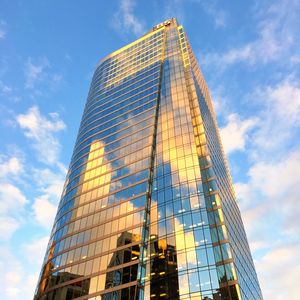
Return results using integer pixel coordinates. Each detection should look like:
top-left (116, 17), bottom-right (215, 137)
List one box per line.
top-left (34, 18), bottom-right (263, 300)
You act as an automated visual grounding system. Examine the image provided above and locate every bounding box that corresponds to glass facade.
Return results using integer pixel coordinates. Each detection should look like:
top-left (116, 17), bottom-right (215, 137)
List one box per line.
top-left (34, 18), bottom-right (263, 300)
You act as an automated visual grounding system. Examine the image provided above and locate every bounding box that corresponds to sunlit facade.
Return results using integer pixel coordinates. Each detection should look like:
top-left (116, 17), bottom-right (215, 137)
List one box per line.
top-left (34, 18), bottom-right (263, 300)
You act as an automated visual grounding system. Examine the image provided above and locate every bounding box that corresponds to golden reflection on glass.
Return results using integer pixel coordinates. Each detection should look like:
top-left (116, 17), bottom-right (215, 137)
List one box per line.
top-left (150, 200), bottom-right (158, 238)
top-left (178, 273), bottom-right (190, 295)
top-left (70, 140), bottom-right (113, 228)
top-left (102, 27), bottom-right (165, 89)
top-left (38, 245), bottom-right (55, 295)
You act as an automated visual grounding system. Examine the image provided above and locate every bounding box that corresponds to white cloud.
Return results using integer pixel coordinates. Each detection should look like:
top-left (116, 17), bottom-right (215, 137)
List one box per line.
top-left (219, 113), bottom-right (258, 154)
top-left (228, 77), bottom-right (300, 297)
top-left (234, 182), bottom-right (253, 209)
top-left (16, 106), bottom-right (66, 165)
top-left (248, 151), bottom-right (300, 234)
top-left (0, 246), bottom-right (38, 300)
top-left (251, 78), bottom-right (300, 155)
top-left (56, 161), bottom-right (68, 175)
top-left (234, 150), bottom-right (300, 258)
top-left (41, 178), bottom-right (63, 199)
top-left (209, 88), bottom-right (228, 117)
top-left (234, 150), bottom-right (300, 299)
top-left (209, 86), bottom-right (233, 118)
top-left (33, 167), bottom-right (65, 199)
top-left (216, 77), bottom-right (300, 159)
top-left (0, 183), bottom-right (27, 214)
top-left (256, 243), bottom-right (300, 300)
top-left (17, 106), bottom-right (65, 139)
top-left (30, 167), bottom-right (65, 228)
top-left (0, 156), bottom-right (23, 178)
top-left (0, 181), bottom-right (26, 239)
top-left (113, 0), bottom-right (145, 36)
top-left (32, 195), bottom-right (57, 228)
top-left (0, 217), bottom-right (20, 241)
top-left (248, 151), bottom-right (300, 199)
top-left (29, 167), bottom-right (66, 230)
top-left (263, 78), bottom-right (300, 125)
top-left (0, 153), bottom-right (25, 241)
top-left (223, 76), bottom-right (300, 299)
top-left (22, 236), bottom-right (49, 265)
top-left (0, 247), bottom-right (22, 298)
top-left (211, 97), bottom-right (222, 116)
top-left (0, 109), bottom-right (66, 293)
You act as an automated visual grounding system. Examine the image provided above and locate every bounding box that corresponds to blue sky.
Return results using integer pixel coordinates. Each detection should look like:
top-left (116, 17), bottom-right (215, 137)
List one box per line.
top-left (0, 0), bottom-right (299, 299)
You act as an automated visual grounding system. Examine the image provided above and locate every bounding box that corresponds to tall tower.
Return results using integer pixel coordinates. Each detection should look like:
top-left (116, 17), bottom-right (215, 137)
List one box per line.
top-left (34, 19), bottom-right (263, 300)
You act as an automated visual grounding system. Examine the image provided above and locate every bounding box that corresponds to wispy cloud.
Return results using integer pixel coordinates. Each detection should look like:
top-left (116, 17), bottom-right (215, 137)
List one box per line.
top-left (0, 29), bottom-right (6, 39)
top-left (0, 20), bottom-right (6, 40)
top-left (64, 53), bottom-right (72, 62)
top-left (113, 0), bottom-right (145, 36)
top-left (199, 0), bottom-right (228, 28)
top-left (16, 106), bottom-right (66, 165)
top-left (160, 0), bottom-right (228, 28)
top-left (161, 0), bottom-right (186, 24)
top-left (252, 77), bottom-right (300, 155)
top-left (219, 76), bottom-right (300, 159)
top-left (24, 57), bottom-right (62, 96)
top-left (0, 82), bottom-right (21, 103)
top-left (201, 0), bottom-right (300, 69)
top-left (0, 80), bottom-right (12, 94)
top-left (24, 57), bottom-right (50, 90)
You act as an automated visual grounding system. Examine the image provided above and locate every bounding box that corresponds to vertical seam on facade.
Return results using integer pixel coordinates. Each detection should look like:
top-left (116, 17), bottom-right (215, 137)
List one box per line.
top-left (137, 26), bottom-right (167, 299)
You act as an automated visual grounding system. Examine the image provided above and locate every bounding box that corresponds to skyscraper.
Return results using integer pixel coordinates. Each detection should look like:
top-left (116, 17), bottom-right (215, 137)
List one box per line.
top-left (34, 18), bottom-right (263, 300)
